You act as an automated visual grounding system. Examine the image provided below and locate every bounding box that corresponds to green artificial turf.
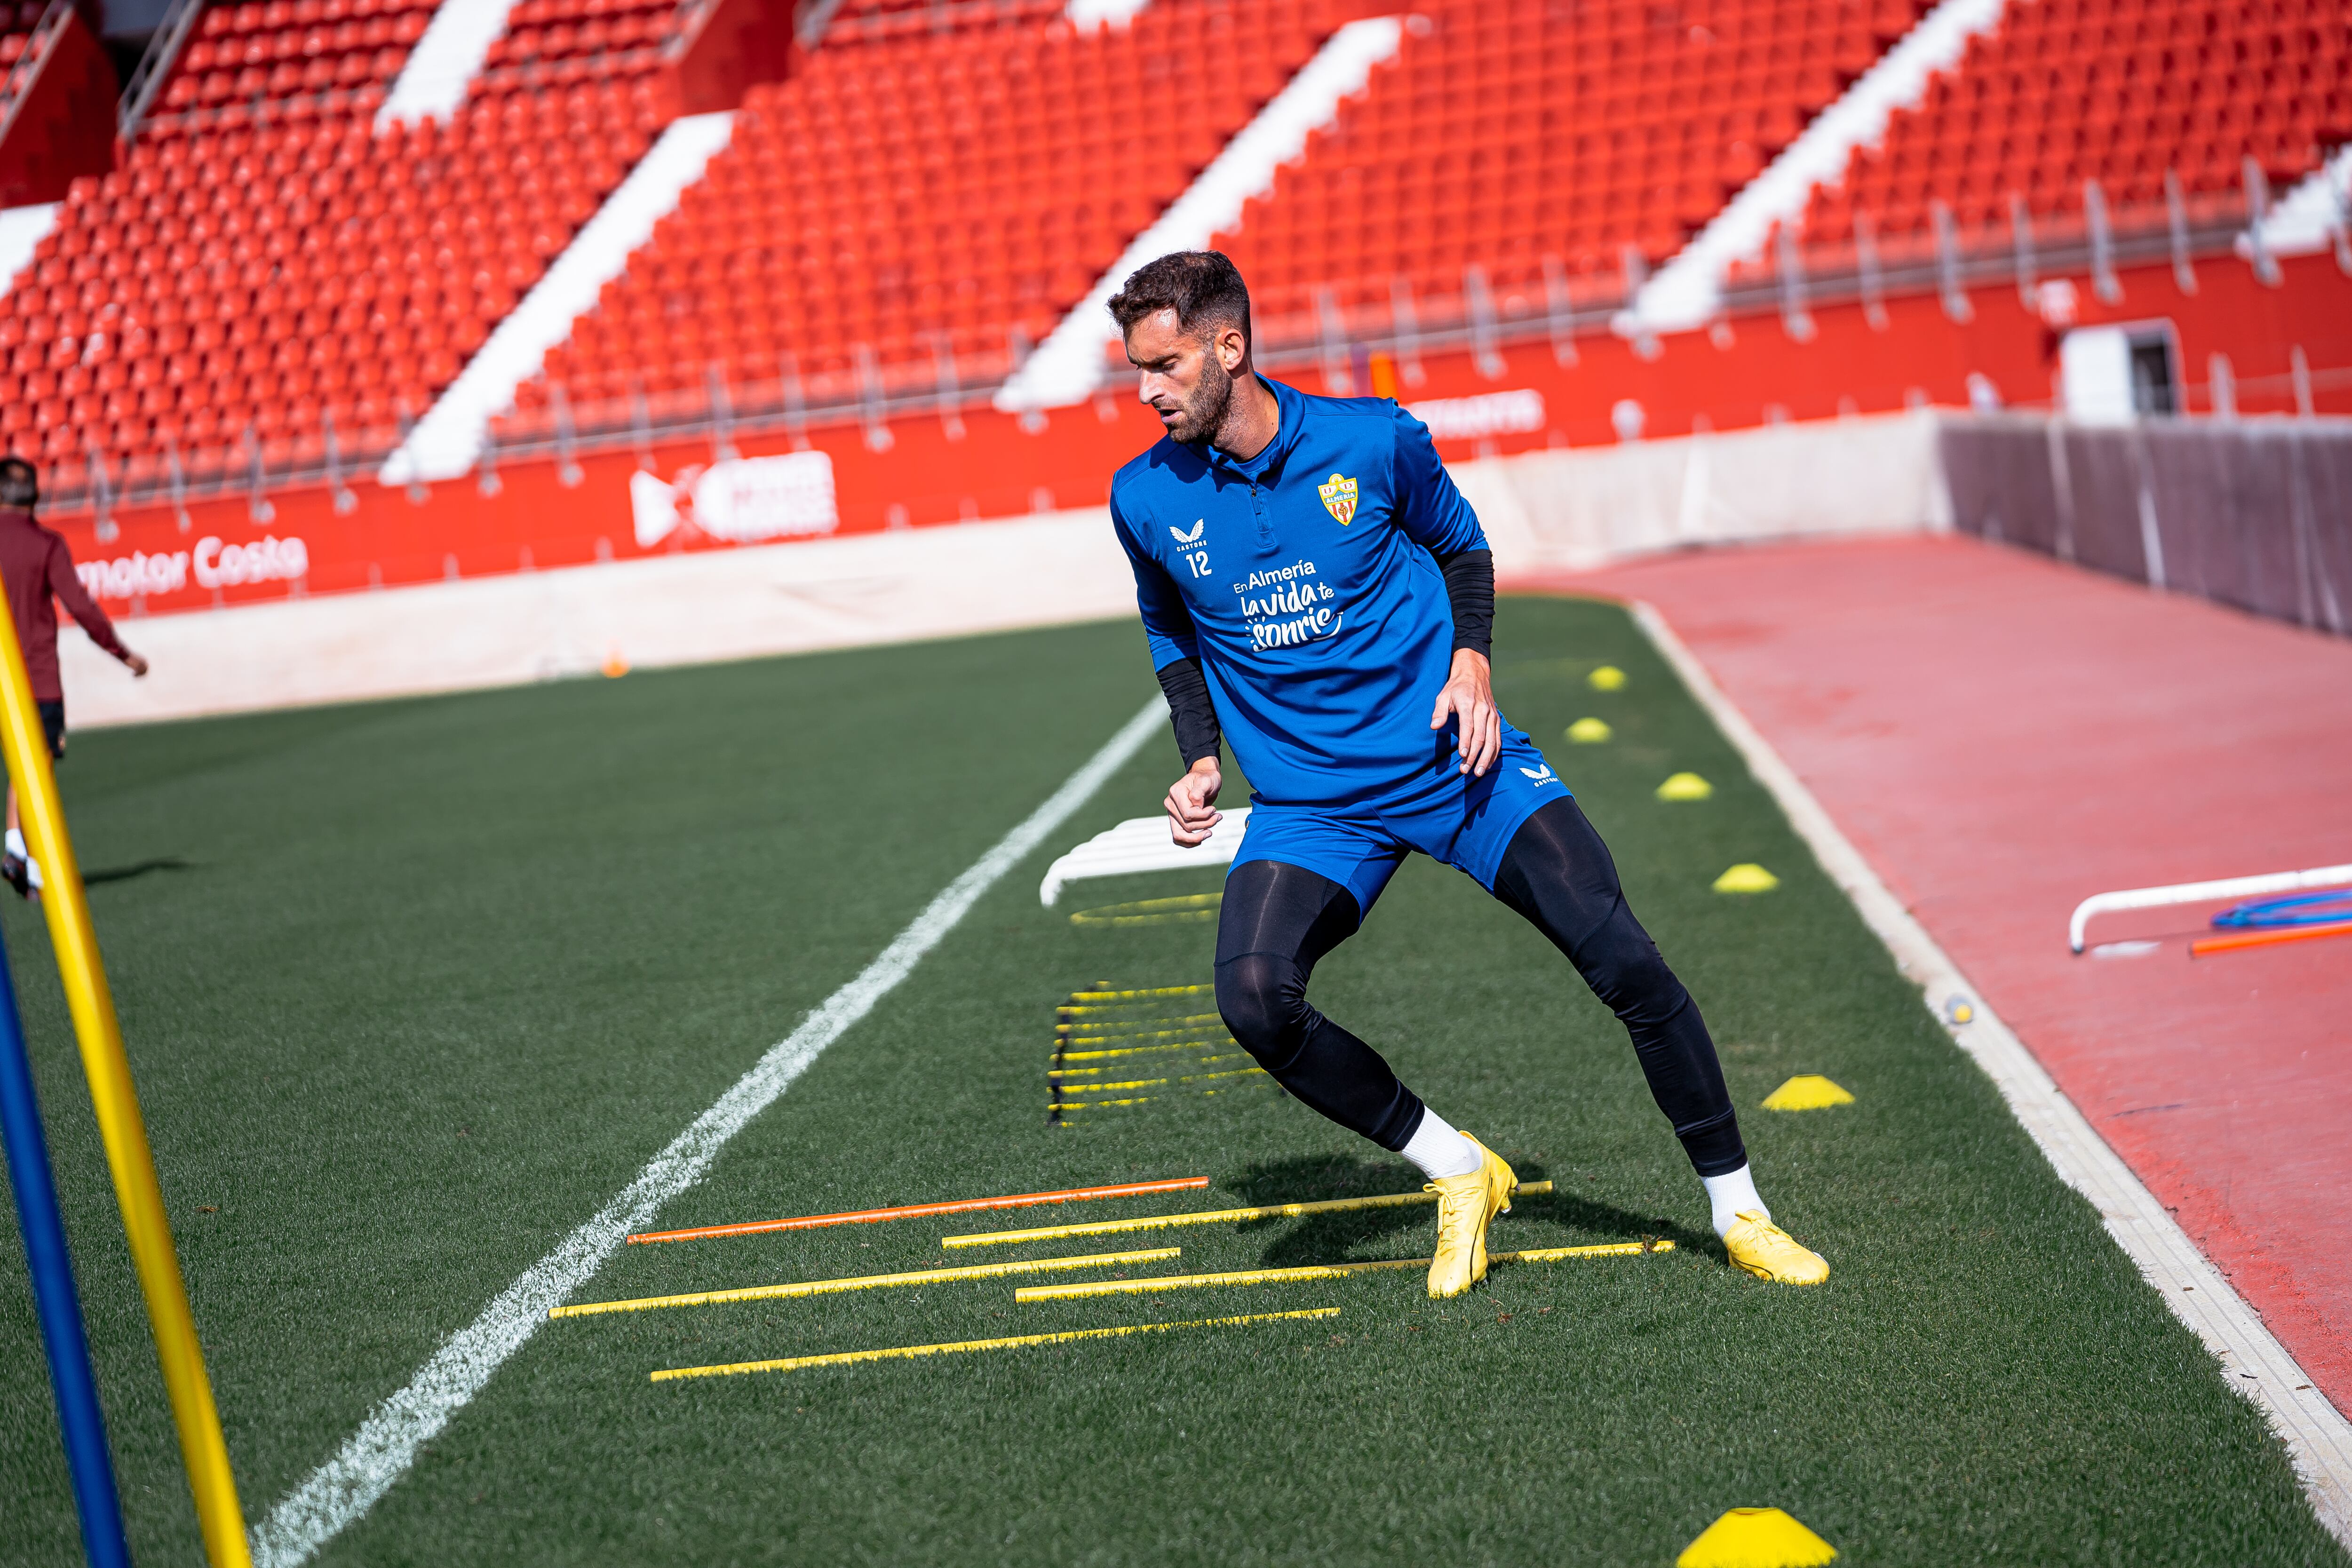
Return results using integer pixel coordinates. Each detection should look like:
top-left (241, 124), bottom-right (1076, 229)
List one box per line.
top-left (0, 598), bottom-right (2340, 1567)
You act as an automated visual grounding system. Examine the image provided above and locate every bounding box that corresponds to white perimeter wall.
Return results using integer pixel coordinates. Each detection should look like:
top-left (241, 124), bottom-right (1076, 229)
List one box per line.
top-left (62, 413), bottom-right (1950, 729)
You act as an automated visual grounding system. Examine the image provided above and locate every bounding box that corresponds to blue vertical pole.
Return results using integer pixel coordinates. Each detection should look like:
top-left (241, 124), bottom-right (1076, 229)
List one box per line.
top-left (0, 917), bottom-right (132, 1568)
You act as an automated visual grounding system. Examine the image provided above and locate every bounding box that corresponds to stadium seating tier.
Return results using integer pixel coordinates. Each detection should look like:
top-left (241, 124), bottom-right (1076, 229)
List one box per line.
top-left (1213, 0), bottom-right (1935, 323)
top-left (505, 0), bottom-right (1341, 438)
top-left (1799, 0), bottom-right (2352, 252)
top-left (2, 0), bottom-right (686, 488)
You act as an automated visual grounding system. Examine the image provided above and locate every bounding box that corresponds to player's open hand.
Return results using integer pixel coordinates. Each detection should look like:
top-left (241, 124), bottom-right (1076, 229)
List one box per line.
top-left (1165, 756), bottom-right (1223, 846)
top-left (1430, 649), bottom-right (1500, 777)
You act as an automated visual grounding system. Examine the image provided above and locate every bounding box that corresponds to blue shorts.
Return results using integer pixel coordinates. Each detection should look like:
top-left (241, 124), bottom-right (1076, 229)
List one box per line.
top-left (1232, 724), bottom-right (1569, 916)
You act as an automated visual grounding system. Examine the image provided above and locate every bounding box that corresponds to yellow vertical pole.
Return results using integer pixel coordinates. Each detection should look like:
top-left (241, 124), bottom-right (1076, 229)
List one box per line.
top-left (0, 581), bottom-right (252, 1568)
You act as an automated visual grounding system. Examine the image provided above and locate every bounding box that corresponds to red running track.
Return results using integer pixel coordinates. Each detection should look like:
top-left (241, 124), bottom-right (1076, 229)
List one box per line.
top-left (1539, 535), bottom-right (2352, 1417)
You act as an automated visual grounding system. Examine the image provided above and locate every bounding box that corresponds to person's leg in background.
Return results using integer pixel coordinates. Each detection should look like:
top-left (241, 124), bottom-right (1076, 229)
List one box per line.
top-left (3, 700), bottom-right (63, 899)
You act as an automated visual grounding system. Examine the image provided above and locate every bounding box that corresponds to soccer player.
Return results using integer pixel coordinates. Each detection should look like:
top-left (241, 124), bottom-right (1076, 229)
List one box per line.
top-left (1104, 253), bottom-right (1826, 1298)
top-left (0, 457), bottom-right (149, 899)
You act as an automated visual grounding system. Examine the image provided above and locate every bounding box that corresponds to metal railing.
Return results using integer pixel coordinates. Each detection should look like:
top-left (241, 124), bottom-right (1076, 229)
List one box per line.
top-left (0, 0), bottom-right (73, 150)
top-left (116, 0), bottom-right (207, 146)
top-left (24, 172), bottom-right (2347, 521)
top-left (1713, 171), bottom-right (2334, 333)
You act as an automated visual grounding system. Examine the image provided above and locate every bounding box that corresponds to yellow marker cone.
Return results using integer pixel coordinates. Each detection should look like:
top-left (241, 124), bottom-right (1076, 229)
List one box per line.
top-left (1762, 1075), bottom-right (1856, 1112)
top-left (1567, 717), bottom-right (1613, 743)
top-left (1589, 665), bottom-right (1627, 691)
top-left (1677, 1507), bottom-right (1837, 1567)
top-left (1713, 863), bottom-right (1780, 894)
top-left (1657, 772), bottom-right (1714, 801)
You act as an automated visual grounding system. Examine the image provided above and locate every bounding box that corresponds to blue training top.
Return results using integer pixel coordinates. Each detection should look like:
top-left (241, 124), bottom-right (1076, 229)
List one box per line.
top-left (1109, 375), bottom-right (1494, 808)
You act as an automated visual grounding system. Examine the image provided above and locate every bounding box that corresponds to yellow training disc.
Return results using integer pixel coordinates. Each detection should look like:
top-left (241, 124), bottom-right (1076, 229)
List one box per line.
top-left (1567, 717), bottom-right (1613, 743)
top-left (1656, 772), bottom-right (1714, 801)
top-left (1712, 864), bottom-right (1780, 894)
top-left (1761, 1075), bottom-right (1855, 1112)
top-left (1677, 1507), bottom-right (1838, 1567)
top-left (1589, 665), bottom-right (1628, 691)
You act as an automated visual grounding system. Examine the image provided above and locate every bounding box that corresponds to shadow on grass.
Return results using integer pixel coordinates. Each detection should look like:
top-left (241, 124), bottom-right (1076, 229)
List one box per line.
top-left (84, 856), bottom-right (198, 887)
top-left (1509, 1188), bottom-right (1716, 1258)
top-left (1216, 1154), bottom-right (1713, 1267)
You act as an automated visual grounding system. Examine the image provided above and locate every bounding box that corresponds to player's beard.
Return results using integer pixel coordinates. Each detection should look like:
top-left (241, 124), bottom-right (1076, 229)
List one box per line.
top-left (1165, 352), bottom-right (1235, 446)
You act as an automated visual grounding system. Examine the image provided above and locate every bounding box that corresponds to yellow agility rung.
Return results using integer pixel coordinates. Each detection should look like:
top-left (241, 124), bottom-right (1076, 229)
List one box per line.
top-left (0, 570), bottom-right (251, 1565)
top-left (1068, 894), bottom-right (1224, 927)
top-left (1054, 1007), bottom-right (1218, 1024)
top-left (1054, 1052), bottom-right (1251, 1077)
top-left (1057, 1025), bottom-right (1234, 1048)
top-left (943, 1181), bottom-right (1556, 1249)
top-left (1066, 983), bottom-right (1216, 1002)
top-left (1055, 1010), bottom-right (1224, 1031)
top-left (1055, 1038), bottom-right (1233, 1062)
top-left (1049, 1078), bottom-right (1276, 1114)
top-left (1052, 1067), bottom-right (1266, 1095)
top-left (551, 1246), bottom-right (1179, 1318)
top-left (1512, 1240), bottom-right (1675, 1262)
top-left (1013, 1241), bottom-right (1674, 1302)
top-left (651, 1306), bottom-right (1341, 1381)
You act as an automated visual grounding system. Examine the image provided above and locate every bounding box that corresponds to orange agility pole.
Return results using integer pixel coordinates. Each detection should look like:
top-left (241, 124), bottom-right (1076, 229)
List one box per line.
top-left (627, 1175), bottom-right (1211, 1244)
top-left (0, 576), bottom-right (251, 1567)
top-left (2189, 921), bottom-right (2352, 958)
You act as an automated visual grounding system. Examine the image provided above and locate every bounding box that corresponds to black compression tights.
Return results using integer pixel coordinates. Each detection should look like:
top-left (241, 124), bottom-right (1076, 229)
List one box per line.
top-left (1214, 796), bottom-right (1747, 1176)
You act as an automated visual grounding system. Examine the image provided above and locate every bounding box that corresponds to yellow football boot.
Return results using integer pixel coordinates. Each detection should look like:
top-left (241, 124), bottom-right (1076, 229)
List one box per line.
top-left (1426, 1133), bottom-right (1517, 1299)
top-left (1721, 1210), bottom-right (1829, 1285)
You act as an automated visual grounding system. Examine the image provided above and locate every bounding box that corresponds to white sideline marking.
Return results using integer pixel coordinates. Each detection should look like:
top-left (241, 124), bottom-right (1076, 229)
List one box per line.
top-left (1629, 600), bottom-right (2352, 1548)
top-left (247, 696), bottom-right (1167, 1568)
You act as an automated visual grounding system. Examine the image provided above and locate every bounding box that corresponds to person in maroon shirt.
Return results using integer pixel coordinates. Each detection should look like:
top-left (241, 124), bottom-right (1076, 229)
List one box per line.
top-left (0, 457), bottom-right (149, 899)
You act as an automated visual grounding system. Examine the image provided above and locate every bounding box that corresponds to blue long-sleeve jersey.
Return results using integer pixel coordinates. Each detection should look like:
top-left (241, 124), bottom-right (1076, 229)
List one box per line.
top-left (1109, 375), bottom-right (1495, 809)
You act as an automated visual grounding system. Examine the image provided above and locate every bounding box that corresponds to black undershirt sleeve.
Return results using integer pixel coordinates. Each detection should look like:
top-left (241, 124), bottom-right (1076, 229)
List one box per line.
top-left (1434, 546), bottom-right (1494, 659)
top-left (1155, 656), bottom-right (1222, 767)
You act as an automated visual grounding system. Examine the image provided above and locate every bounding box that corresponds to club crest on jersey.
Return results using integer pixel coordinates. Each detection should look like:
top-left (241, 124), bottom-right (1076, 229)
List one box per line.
top-left (1318, 472), bottom-right (1359, 526)
top-left (1169, 519), bottom-right (1205, 546)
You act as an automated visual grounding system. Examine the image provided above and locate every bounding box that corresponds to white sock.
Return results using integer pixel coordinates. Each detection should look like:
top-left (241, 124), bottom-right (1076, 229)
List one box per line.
top-left (1703, 1163), bottom-right (1767, 1238)
top-left (1399, 1106), bottom-right (1482, 1181)
top-left (4, 828), bottom-right (22, 860)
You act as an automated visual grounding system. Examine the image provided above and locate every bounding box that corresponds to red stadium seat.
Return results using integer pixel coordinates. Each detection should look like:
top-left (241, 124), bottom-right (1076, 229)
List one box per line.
top-left (1798, 0), bottom-right (2352, 250)
top-left (12, 0), bottom-right (676, 472)
top-left (499, 0), bottom-right (1341, 425)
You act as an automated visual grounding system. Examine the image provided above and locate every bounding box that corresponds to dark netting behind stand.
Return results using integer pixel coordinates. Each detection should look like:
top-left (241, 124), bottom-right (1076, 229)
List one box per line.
top-left (1939, 416), bottom-right (2352, 638)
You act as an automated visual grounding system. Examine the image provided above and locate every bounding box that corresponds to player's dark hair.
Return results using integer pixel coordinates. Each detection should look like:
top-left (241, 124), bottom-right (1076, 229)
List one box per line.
top-left (0, 457), bottom-right (35, 510)
top-left (1107, 251), bottom-right (1252, 351)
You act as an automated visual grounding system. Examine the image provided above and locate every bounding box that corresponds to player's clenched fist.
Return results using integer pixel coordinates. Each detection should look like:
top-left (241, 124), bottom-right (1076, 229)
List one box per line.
top-left (1165, 756), bottom-right (1223, 846)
